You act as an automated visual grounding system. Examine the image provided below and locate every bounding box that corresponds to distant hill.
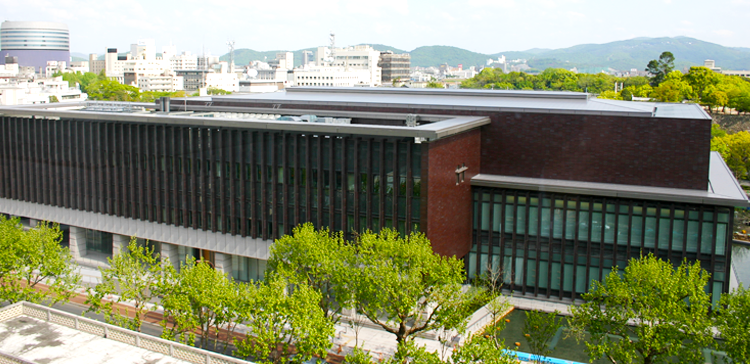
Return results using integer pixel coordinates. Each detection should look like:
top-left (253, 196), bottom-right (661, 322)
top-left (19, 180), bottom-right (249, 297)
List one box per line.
top-left (173, 36), bottom-right (750, 71)
top-left (498, 37), bottom-right (750, 71)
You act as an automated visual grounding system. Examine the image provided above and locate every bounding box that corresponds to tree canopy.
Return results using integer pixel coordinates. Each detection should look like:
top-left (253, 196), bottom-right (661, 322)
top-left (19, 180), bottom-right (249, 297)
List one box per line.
top-left (0, 217), bottom-right (80, 305)
top-left (569, 254), bottom-right (713, 364)
top-left (645, 51), bottom-right (675, 86)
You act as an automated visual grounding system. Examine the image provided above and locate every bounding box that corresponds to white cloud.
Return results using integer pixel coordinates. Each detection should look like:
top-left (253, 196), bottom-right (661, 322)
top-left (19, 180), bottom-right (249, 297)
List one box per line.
top-left (467, 0), bottom-right (515, 7)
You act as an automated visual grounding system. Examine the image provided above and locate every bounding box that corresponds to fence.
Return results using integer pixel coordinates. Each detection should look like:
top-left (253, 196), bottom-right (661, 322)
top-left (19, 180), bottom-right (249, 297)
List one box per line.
top-left (0, 301), bottom-right (251, 364)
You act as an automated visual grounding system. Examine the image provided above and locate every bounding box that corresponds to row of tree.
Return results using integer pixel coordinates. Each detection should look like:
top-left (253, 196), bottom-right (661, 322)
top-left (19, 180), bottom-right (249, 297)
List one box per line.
top-left (54, 71), bottom-right (231, 102)
top-left (711, 124), bottom-right (750, 179)
top-left (5, 215), bottom-right (750, 364)
top-left (459, 54), bottom-right (750, 113)
top-left (84, 224), bottom-right (517, 363)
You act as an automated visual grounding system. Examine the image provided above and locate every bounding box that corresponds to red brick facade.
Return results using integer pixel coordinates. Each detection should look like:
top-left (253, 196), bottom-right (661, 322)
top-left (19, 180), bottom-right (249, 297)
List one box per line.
top-left (479, 113), bottom-right (711, 190)
top-left (423, 129), bottom-right (481, 258)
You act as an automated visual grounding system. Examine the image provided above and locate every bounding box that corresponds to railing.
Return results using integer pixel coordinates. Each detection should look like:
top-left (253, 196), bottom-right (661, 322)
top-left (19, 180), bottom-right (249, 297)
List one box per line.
top-left (0, 302), bottom-right (251, 364)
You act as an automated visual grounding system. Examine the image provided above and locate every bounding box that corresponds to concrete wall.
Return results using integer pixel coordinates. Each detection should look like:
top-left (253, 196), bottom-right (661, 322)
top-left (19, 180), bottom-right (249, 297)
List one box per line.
top-left (0, 198), bottom-right (272, 260)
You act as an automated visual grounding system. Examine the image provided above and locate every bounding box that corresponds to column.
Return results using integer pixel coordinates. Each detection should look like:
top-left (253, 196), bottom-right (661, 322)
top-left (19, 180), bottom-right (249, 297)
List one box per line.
top-left (28, 219), bottom-right (39, 228)
top-left (68, 226), bottom-right (87, 260)
top-left (112, 234), bottom-right (130, 256)
top-left (160, 242), bottom-right (180, 269)
top-left (214, 252), bottom-right (232, 276)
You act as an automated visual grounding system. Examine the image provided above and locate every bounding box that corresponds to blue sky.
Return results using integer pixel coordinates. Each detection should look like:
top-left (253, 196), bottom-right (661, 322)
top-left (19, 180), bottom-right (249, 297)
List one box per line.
top-left (2, 0), bottom-right (749, 56)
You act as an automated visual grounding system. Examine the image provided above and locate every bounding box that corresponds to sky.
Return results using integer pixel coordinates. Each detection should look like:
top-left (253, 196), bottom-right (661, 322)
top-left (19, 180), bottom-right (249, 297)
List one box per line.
top-left (1, 0), bottom-right (749, 57)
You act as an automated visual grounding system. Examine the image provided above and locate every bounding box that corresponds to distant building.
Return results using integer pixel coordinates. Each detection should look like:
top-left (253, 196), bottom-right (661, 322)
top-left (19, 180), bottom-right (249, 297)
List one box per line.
top-left (302, 50), bottom-right (315, 67)
top-left (316, 45), bottom-right (382, 86)
top-left (378, 51), bottom-right (411, 84)
top-left (293, 65), bottom-right (372, 87)
top-left (268, 52), bottom-right (293, 70)
top-left (704, 60), bottom-right (721, 72)
top-left (0, 76), bottom-right (87, 105)
top-left (0, 21), bottom-right (70, 73)
top-left (88, 54), bottom-right (105, 75)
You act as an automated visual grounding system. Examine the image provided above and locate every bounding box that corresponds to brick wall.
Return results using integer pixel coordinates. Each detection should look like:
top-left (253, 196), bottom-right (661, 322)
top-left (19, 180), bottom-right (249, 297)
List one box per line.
top-left (423, 129), bottom-right (481, 258)
top-left (480, 112), bottom-right (711, 190)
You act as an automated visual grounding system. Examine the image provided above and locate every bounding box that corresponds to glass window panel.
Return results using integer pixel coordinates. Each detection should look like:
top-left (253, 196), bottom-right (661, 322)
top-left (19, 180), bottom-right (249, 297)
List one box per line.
top-left (515, 257), bottom-right (525, 286)
top-left (578, 211), bottom-right (589, 241)
top-left (505, 205), bottom-right (515, 234)
top-left (658, 218), bottom-right (671, 250)
top-left (713, 282), bottom-right (723, 307)
top-left (672, 219), bottom-right (685, 252)
top-left (716, 223), bottom-right (727, 256)
top-left (617, 213), bottom-right (629, 245)
top-left (541, 207), bottom-right (551, 238)
top-left (550, 262), bottom-right (561, 290)
top-left (565, 210), bottom-right (576, 240)
top-left (701, 223), bottom-right (714, 254)
top-left (563, 264), bottom-right (574, 292)
top-left (517, 205), bottom-right (526, 234)
top-left (644, 217), bottom-right (656, 248)
top-left (527, 260), bottom-right (540, 287)
top-left (686, 221), bottom-right (699, 252)
top-left (718, 213), bottom-right (729, 223)
top-left (553, 209), bottom-right (563, 239)
top-left (605, 213), bottom-right (616, 244)
top-left (481, 202), bottom-right (490, 231)
top-left (591, 212), bottom-right (603, 243)
top-left (467, 252), bottom-right (477, 278)
top-left (493, 205), bottom-right (503, 233)
top-left (576, 266), bottom-right (587, 293)
top-left (529, 207), bottom-right (538, 236)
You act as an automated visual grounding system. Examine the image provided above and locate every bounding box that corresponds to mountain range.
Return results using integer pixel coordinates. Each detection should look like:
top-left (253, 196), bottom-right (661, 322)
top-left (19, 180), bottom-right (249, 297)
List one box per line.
top-left (74, 36), bottom-right (750, 72)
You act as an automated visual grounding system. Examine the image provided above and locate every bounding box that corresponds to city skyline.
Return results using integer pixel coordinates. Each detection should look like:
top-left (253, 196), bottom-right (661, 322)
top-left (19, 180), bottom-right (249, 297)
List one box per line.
top-left (1, 0), bottom-right (749, 57)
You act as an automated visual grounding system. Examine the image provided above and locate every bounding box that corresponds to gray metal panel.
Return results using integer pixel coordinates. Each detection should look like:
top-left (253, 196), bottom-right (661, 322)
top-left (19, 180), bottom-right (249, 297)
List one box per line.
top-left (0, 106), bottom-right (489, 141)
top-left (471, 169), bottom-right (750, 207)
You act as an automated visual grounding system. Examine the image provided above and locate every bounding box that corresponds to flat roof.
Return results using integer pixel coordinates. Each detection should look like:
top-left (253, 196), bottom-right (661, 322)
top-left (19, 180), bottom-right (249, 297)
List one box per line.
top-left (207, 87), bottom-right (711, 120)
top-left (0, 302), bottom-right (248, 364)
top-left (471, 152), bottom-right (749, 207)
top-left (0, 102), bottom-right (490, 142)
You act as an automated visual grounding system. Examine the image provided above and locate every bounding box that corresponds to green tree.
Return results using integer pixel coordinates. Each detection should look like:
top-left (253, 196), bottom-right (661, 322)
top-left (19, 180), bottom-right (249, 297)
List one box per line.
top-left (85, 237), bottom-right (161, 332)
top-left (234, 275), bottom-right (334, 364)
top-left (651, 71), bottom-right (694, 102)
top-left (597, 90), bottom-right (622, 100)
top-left (159, 258), bottom-right (239, 349)
top-left (645, 51), bottom-right (675, 86)
top-left (715, 285), bottom-right (750, 363)
top-left (351, 229), bottom-right (481, 347)
top-left (684, 66), bottom-right (719, 101)
top-left (523, 310), bottom-right (563, 363)
top-left (703, 85), bottom-right (729, 113)
top-left (426, 79), bottom-right (444, 89)
top-left (569, 254), bottom-right (713, 364)
top-left (267, 223), bottom-right (353, 320)
top-left (86, 79), bottom-right (141, 101)
top-left (0, 217), bottom-right (81, 305)
top-left (711, 131), bottom-right (750, 179)
top-left (206, 87), bottom-right (231, 95)
top-left (451, 334), bottom-right (517, 364)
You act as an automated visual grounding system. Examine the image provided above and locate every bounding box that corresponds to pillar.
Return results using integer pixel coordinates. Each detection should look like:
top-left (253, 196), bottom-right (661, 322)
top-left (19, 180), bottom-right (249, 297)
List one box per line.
top-left (112, 234), bottom-right (130, 256)
top-left (214, 252), bottom-right (232, 276)
top-left (160, 242), bottom-right (180, 268)
top-left (28, 219), bottom-right (39, 228)
top-left (68, 226), bottom-right (87, 260)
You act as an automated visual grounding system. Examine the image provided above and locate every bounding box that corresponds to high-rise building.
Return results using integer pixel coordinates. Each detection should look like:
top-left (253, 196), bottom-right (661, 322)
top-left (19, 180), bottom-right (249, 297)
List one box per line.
top-left (378, 51), bottom-right (411, 84)
top-left (0, 21), bottom-right (70, 73)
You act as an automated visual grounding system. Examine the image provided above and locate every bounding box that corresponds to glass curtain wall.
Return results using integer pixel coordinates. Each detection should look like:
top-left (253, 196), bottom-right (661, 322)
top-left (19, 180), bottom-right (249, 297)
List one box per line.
top-left (468, 187), bottom-right (731, 303)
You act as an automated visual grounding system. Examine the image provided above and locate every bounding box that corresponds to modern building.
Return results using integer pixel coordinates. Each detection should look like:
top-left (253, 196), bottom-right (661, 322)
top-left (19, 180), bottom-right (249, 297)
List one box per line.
top-left (378, 51), bottom-right (411, 84)
top-left (0, 87), bottom-right (746, 304)
top-left (0, 21), bottom-right (70, 73)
